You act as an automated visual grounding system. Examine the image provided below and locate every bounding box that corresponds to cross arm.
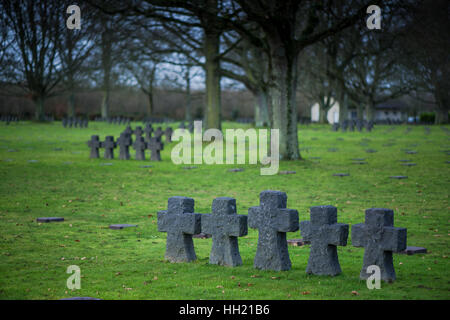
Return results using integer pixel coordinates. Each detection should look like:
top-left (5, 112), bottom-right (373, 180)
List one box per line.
top-left (351, 223), bottom-right (367, 247)
top-left (157, 210), bottom-right (170, 232)
top-left (299, 220), bottom-right (312, 242)
top-left (326, 223), bottom-right (349, 246)
top-left (381, 227), bottom-right (407, 252)
top-left (180, 212), bottom-right (202, 235)
top-left (248, 206), bottom-right (260, 229)
top-left (201, 213), bottom-right (213, 235)
top-left (277, 209), bottom-right (299, 233)
top-left (227, 215), bottom-right (248, 237)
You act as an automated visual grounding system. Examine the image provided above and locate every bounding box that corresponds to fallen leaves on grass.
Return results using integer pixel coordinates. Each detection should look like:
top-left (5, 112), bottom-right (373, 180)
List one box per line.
top-left (302, 291), bottom-right (311, 295)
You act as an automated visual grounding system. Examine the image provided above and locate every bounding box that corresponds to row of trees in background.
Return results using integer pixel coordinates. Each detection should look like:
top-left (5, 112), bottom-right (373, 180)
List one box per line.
top-left (0, 0), bottom-right (448, 160)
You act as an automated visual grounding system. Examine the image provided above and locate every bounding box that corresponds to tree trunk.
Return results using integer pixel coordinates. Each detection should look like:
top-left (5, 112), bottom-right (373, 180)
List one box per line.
top-left (270, 51), bottom-right (300, 160)
top-left (203, 29), bottom-right (221, 130)
top-left (338, 91), bottom-right (348, 123)
top-left (319, 103), bottom-right (327, 124)
top-left (101, 89), bottom-right (109, 119)
top-left (254, 89), bottom-right (270, 127)
top-left (101, 18), bottom-right (111, 120)
top-left (365, 102), bottom-right (375, 122)
top-left (147, 90), bottom-right (154, 116)
top-left (434, 81), bottom-right (449, 124)
top-left (357, 104), bottom-right (363, 121)
top-left (185, 69), bottom-right (192, 122)
top-left (68, 91), bottom-right (75, 118)
top-left (34, 96), bottom-right (45, 121)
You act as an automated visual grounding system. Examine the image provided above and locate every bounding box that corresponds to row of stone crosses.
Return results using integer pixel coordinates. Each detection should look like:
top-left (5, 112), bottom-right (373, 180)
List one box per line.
top-left (94, 116), bottom-right (131, 125)
top-left (157, 190), bottom-right (407, 282)
top-left (1, 115), bottom-right (20, 124)
top-left (62, 117), bottom-right (89, 128)
top-left (87, 124), bottom-right (174, 161)
top-left (331, 120), bottom-right (374, 132)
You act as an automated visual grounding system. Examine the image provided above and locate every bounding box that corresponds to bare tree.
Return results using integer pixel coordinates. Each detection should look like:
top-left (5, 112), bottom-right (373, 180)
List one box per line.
top-left (221, 0), bottom-right (377, 159)
top-left (2, 0), bottom-right (66, 120)
top-left (398, 0), bottom-right (449, 124)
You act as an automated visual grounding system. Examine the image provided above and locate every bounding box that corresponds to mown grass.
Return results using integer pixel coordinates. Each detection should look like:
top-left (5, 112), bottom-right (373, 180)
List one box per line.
top-left (0, 121), bottom-right (448, 300)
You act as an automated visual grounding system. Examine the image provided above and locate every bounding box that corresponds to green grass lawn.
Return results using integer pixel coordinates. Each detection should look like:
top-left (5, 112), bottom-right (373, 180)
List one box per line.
top-left (0, 121), bottom-right (448, 300)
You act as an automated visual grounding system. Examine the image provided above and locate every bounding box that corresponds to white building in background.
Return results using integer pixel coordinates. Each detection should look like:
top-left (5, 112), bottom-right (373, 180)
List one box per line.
top-left (310, 99), bottom-right (409, 124)
top-left (310, 98), bottom-right (340, 124)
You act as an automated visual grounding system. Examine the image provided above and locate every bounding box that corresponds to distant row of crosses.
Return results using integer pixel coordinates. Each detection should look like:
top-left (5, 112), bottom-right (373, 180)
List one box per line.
top-left (87, 124), bottom-right (173, 161)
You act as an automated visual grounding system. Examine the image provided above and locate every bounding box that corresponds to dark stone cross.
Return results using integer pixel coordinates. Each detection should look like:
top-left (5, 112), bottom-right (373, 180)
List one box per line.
top-left (117, 132), bottom-right (132, 160)
top-left (248, 190), bottom-right (299, 271)
top-left (134, 126), bottom-right (144, 138)
top-left (123, 125), bottom-right (133, 136)
top-left (349, 121), bottom-right (355, 132)
top-left (300, 206), bottom-right (349, 276)
top-left (154, 127), bottom-right (164, 139)
top-left (157, 196), bottom-right (202, 262)
top-left (331, 123), bottom-right (340, 132)
top-left (87, 135), bottom-right (101, 159)
top-left (147, 137), bottom-right (164, 161)
top-left (201, 197), bottom-right (248, 267)
top-left (101, 136), bottom-right (116, 159)
top-left (352, 208), bottom-right (407, 282)
top-left (144, 124), bottom-right (153, 141)
top-left (132, 136), bottom-right (147, 160)
top-left (165, 127), bottom-right (173, 143)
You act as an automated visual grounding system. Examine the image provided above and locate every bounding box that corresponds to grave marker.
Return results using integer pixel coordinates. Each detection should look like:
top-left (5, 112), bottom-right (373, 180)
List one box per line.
top-left (248, 190), bottom-right (299, 271)
top-left (352, 208), bottom-right (407, 281)
top-left (300, 206), bottom-right (349, 276)
top-left (157, 196), bottom-right (202, 262)
top-left (101, 136), bottom-right (116, 159)
top-left (201, 197), bottom-right (248, 267)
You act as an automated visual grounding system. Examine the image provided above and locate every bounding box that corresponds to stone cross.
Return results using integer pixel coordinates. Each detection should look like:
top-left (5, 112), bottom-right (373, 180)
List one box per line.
top-left (147, 137), bottom-right (164, 161)
top-left (349, 121), bottom-right (355, 132)
top-left (134, 126), bottom-right (144, 138)
top-left (165, 127), bottom-right (173, 143)
top-left (101, 136), bottom-right (116, 159)
top-left (144, 124), bottom-right (153, 141)
top-left (87, 135), bottom-right (101, 159)
top-left (157, 196), bottom-right (202, 262)
top-left (300, 206), bottom-right (349, 276)
top-left (356, 120), bottom-right (363, 132)
top-left (332, 123), bottom-right (340, 132)
top-left (352, 208), bottom-right (407, 282)
top-left (154, 127), bottom-right (164, 140)
top-left (117, 132), bottom-right (132, 160)
top-left (201, 197), bottom-right (248, 267)
top-left (132, 136), bottom-right (147, 160)
top-left (123, 125), bottom-right (133, 136)
top-left (248, 190), bottom-right (299, 271)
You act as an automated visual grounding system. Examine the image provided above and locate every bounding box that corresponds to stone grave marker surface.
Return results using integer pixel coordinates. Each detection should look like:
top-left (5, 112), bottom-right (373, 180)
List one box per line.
top-left (352, 208), bottom-right (407, 282)
top-left (201, 197), bottom-right (248, 266)
top-left (248, 190), bottom-right (299, 271)
top-left (300, 206), bottom-right (349, 276)
top-left (157, 196), bottom-right (202, 262)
